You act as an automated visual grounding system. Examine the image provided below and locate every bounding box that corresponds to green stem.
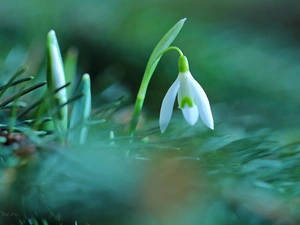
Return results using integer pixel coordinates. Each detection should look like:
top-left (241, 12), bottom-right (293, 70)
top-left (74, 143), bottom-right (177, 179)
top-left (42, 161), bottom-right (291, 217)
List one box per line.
top-left (157, 46), bottom-right (183, 58)
top-left (129, 46), bottom-right (183, 136)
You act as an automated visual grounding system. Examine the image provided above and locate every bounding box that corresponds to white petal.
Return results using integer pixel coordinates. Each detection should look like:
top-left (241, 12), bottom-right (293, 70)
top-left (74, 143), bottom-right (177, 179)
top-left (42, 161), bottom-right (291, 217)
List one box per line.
top-left (181, 105), bottom-right (199, 126)
top-left (189, 77), bottom-right (214, 129)
top-left (159, 78), bottom-right (180, 133)
top-left (177, 72), bottom-right (194, 108)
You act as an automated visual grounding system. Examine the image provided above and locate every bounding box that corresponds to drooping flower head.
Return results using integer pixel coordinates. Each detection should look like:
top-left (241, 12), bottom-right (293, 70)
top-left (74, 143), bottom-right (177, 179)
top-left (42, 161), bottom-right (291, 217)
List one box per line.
top-left (159, 55), bottom-right (214, 133)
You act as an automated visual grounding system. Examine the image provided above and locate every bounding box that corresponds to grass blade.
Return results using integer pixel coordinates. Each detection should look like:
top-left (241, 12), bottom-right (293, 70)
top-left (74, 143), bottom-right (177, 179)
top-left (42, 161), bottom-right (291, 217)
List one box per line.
top-left (18, 82), bottom-right (71, 119)
top-left (0, 66), bottom-right (27, 99)
top-left (0, 81), bottom-right (46, 107)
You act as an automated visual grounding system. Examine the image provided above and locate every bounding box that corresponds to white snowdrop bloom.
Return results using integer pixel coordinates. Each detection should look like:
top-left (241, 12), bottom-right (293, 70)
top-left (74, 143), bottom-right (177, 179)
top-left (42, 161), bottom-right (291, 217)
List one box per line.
top-left (159, 55), bottom-right (214, 133)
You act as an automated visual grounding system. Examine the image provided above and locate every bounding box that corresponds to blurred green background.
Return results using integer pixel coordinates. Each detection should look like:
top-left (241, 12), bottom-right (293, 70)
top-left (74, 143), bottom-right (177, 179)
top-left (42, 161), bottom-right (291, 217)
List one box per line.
top-left (2, 0), bottom-right (300, 130)
top-left (1, 1), bottom-right (300, 224)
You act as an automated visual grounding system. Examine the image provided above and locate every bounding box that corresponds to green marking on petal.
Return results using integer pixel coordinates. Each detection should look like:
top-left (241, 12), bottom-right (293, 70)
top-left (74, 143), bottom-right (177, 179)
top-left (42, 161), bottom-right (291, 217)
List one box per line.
top-left (179, 96), bottom-right (193, 108)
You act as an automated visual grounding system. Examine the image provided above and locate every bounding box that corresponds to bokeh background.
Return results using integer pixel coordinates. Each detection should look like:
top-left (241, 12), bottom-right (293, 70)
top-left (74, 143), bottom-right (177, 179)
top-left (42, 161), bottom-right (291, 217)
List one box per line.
top-left (1, 0), bottom-right (300, 129)
top-left (1, 0), bottom-right (300, 224)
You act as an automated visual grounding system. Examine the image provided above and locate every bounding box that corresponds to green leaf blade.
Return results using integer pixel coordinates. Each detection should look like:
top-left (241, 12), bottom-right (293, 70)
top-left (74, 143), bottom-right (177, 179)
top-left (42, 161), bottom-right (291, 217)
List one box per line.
top-left (148, 18), bottom-right (186, 65)
top-left (68, 73), bottom-right (91, 144)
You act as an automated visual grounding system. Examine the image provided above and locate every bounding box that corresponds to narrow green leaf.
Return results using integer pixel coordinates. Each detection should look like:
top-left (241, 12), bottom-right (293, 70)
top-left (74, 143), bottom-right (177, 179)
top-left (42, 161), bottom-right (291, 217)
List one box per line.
top-left (87, 119), bottom-right (106, 125)
top-left (0, 76), bottom-right (34, 91)
top-left (33, 93), bottom-right (83, 134)
top-left (148, 18), bottom-right (186, 65)
top-left (56, 93), bottom-right (84, 111)
top-left (64, 47), bottom-right (79, 98)
top-left (0, 81), bottom-right (46, 107)
top-left (141, 19), bottom-right (187, 93)
top-left (47, 30), bottom-right (68, 137)
top-left (0, 66), bottom-right (27, 100)
top-left (31, 83), bottom-right (71, 132)
top-left (8, 87), bottom-right (24, 133)
top-left (32, 90), bottom-right (53, 131)
top-left (1, 101), bottom-right (27, 109)
top-left (18, 82), bottom-right (71, 119)
top-left (68, 73), bottom-right (91, 144)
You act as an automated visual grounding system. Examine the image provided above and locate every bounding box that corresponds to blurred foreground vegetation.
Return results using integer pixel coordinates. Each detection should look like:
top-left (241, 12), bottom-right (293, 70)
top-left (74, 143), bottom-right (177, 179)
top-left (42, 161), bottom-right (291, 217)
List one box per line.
top-left (1, 0), bottom-right (300, 224)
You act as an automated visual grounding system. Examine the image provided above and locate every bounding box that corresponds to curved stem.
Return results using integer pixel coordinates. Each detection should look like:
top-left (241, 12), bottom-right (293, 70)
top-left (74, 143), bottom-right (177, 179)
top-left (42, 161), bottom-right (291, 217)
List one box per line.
top-left (156, 46), bottom-right (183, 59)
top-left (129, 46), bottom-right (183, 136)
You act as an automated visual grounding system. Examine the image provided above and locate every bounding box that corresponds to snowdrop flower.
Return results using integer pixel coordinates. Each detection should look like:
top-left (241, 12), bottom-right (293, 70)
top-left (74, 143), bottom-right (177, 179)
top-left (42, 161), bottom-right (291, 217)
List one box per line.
top-left (159, 55), bottom-right (214, 133)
